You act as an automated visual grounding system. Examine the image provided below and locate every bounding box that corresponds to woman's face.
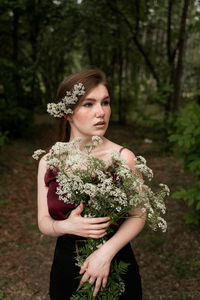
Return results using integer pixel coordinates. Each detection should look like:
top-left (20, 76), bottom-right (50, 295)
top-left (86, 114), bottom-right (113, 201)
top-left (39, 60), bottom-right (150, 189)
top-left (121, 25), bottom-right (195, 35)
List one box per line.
top-left (68, 84), bottom-right (111, 141)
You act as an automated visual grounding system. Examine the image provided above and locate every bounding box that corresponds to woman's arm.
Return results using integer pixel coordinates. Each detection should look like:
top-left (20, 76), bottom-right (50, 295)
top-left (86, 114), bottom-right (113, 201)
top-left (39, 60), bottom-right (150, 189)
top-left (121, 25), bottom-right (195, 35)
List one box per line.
top-left (80, 149), bottom-right (146, 296)
top-left (37, 156), bottom-right (110, 238)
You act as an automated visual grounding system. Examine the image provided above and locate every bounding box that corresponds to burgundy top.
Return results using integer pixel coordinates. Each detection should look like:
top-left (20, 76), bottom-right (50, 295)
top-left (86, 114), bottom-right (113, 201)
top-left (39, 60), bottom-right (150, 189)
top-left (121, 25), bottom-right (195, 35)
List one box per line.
top-left (45, 147), bottom-right (125, 222)
top-left (45, 169), bottom-right (76, 220)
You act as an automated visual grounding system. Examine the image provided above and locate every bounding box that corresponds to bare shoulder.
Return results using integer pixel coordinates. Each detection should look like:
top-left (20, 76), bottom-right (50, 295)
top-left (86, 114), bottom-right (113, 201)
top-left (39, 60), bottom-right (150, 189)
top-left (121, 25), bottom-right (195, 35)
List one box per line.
top-left (106, 140), bottom-right (136, 169)
top-left (38, 154), bottom-right (48, 172)
top-left (120, 148), bottom-right (136, 169)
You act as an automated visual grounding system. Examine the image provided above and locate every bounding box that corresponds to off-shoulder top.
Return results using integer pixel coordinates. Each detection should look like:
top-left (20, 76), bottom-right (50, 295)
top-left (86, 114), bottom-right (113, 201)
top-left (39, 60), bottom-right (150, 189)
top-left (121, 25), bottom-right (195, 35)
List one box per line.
top-left (45, 147), bottom-right (125, 222)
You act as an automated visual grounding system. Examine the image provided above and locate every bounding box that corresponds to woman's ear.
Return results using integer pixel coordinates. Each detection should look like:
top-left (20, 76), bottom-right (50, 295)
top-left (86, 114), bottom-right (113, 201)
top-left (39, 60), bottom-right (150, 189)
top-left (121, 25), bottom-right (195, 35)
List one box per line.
top-left (64, 114), bottom-right (72, 122)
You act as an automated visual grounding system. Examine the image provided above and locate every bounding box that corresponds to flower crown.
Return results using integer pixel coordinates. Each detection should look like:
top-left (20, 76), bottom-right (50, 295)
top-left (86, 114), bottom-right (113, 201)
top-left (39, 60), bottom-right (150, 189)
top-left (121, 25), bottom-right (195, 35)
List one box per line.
top-left (47, 83), bottom-right (85, 118)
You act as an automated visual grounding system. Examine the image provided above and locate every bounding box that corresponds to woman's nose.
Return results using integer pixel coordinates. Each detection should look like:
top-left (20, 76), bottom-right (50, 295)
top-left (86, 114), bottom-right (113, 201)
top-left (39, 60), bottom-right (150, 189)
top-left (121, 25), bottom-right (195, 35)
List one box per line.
top-left (95, 104), bottom-right (105, 117)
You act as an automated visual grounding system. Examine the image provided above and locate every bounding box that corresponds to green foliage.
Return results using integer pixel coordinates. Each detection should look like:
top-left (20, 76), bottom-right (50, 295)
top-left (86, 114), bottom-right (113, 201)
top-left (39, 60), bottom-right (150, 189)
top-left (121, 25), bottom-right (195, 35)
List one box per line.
top-left (0, 130), bottom-right (8, 149)
top-left (169, 103), bottom-right (200, 225)
top-left (0, 279), bottom-right (11, 300)
top-left (0, 0), bottom-right (199, 131)
top-left (0, 105), bottom-right (33, 138)
top-left (173, 256), bottom-right (189, 278)
top-left (181, 292), bottom-right (187, 300)
top-left (0, 0), bottom-right (81, 136)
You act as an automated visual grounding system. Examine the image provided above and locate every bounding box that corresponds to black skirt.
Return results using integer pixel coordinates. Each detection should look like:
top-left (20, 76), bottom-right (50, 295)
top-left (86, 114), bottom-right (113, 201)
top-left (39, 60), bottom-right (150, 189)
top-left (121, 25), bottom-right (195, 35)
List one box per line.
top-left (49, 235), bottom-right (142, 300)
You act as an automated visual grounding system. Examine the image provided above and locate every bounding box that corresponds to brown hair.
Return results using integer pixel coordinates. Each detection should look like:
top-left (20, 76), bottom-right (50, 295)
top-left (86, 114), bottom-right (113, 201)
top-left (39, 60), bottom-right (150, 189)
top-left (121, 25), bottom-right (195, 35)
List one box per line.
top-left (55, 69), bottom-right (109, 142)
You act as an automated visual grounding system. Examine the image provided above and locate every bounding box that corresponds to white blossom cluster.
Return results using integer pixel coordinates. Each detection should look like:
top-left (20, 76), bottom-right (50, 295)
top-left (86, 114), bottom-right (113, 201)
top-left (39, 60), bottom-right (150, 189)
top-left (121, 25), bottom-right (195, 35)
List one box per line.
top-left (32, 136), bottom-right (168, 233)
top-left (47, 83), bottom-right (85, 118)
top-left (92, 135), bottom-right (103, 146)
top-left (118, 281), bottom-right (125, 295)
top-left (32, 149), bottom-right (46, 160)
top-left (56, 171), bottom-right (84, 203)
top-left (135, 155), bottom-right (153, 180)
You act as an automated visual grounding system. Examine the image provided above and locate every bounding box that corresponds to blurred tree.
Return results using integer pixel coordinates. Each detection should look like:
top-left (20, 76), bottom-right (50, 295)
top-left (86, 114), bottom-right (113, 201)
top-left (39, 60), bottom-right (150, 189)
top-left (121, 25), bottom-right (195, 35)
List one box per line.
top-left (105, 0), bottom-right (191, 119)
top-left (78, 0), bottom-right (142, 123)
top-left (0, 0), bottom-right (82, 136)
top-left (0, 0), bottom-right (199, 134)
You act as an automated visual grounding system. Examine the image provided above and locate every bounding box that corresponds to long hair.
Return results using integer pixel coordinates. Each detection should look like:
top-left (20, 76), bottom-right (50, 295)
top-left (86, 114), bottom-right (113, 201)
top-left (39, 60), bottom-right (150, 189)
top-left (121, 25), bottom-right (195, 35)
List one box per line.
top-left (55, 69), bottom-right (109, 142)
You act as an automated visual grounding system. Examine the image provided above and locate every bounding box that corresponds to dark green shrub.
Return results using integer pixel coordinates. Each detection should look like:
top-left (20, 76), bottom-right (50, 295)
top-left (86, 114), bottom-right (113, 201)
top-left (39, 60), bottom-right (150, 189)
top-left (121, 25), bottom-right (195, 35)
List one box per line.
top-left (0, 130), bottom-right (8, 149)
top-left (169, 103), bottom-right (200, 225)
top-left (0, 105), bottom-right (33, 138)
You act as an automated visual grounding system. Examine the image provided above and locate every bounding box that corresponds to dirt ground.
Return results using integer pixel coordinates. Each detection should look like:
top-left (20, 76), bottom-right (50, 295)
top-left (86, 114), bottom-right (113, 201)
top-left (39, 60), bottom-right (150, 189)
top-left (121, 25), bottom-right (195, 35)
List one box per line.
top-left (0, 121), bottom-right (199, 300)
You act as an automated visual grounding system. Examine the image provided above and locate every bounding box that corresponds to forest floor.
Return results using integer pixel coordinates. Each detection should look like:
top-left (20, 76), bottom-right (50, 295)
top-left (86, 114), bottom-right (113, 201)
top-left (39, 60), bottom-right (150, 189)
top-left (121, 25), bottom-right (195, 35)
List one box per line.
top-left (0, 118), bottom-right (200, 300)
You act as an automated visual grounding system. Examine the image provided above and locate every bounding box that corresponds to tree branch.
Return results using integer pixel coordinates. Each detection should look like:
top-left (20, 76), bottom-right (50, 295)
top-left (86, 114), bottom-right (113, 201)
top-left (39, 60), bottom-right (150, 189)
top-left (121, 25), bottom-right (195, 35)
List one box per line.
top-left (106, 0), bottom-right (160, 85)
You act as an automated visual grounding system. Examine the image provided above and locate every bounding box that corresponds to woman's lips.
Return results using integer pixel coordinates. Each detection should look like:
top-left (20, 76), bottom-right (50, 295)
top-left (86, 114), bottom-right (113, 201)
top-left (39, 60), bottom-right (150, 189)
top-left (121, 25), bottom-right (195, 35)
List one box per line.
top-left (94, 121), bottom-right (105, 128)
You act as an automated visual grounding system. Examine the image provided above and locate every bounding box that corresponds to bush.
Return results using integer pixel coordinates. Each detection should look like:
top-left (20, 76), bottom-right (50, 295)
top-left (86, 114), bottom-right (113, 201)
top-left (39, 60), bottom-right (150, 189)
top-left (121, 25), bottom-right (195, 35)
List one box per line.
top-left (0, 130), bottom-right (8, 149)
top-left (169, 103), bottom-right (200, 225)
top-left (0, 105), bottom-right (33, 138)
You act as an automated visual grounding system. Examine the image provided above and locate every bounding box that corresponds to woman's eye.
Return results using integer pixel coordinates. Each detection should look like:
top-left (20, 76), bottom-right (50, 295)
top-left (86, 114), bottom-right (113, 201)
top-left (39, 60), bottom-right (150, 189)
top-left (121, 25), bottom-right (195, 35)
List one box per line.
top-left (102, 101), bottom-right (110, 106)
top-left (83, 103), bottom-right (92, 107)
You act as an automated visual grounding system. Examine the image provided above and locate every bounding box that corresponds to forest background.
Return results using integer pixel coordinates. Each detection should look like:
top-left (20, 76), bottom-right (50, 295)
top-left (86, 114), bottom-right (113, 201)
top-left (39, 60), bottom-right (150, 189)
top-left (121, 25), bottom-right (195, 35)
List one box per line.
top-left (0, 0), bottom-right (200, 299)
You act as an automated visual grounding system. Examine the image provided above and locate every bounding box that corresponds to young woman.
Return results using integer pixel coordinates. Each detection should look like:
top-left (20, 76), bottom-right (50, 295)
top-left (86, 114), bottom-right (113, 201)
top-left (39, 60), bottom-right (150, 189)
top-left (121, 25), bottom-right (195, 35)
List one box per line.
top-left (37, 69), bottom-right (145, 299)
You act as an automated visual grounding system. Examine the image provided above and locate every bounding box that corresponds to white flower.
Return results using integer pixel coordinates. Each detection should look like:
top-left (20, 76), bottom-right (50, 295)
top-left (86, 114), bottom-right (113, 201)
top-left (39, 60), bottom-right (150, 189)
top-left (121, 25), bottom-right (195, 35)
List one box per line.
top-left (47, 103), bottom-right (59, 117)
top-left (116, 206), bottom-right (122, 212)
top-left (136, 155), bottom-right (147, 165)
top-left (141, 207), bottom-right (146, 213)
top-left (32, 149), bottom-right (46, 160)
top-left (84, 183), bottom-right (97, 197)
top-left (159, 183), bottom-right (170, 196)
top-left (109, 150), bottom-right (120, 160)
top-left (119, 281), bottom-right (125, 295)
top-left (47, 157), bottom-right (60, 170)
top-left (157, 217), bottom-right (167, 232)
top-left (135, 158), bottom-right (153, 180)
top-left (47, 83), bottom-right (85, 118)
top-left (92, 135), bottom-right (103, 146)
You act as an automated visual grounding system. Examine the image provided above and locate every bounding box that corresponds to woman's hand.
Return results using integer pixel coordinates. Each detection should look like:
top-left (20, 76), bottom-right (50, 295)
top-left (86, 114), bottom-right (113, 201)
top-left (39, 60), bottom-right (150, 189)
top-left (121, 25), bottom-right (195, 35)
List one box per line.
top-left (64, 203), bottom-right (110, 238)
top-left (79, 247), bottom-right (112, 297)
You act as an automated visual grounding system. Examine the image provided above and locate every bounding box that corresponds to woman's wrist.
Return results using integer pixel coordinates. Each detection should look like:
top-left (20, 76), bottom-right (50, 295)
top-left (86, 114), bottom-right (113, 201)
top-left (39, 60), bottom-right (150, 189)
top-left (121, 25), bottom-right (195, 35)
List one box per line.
top-left (51, 219), bottom-right (67, 236)
top-left (98, 241), bottom-right (117, 261)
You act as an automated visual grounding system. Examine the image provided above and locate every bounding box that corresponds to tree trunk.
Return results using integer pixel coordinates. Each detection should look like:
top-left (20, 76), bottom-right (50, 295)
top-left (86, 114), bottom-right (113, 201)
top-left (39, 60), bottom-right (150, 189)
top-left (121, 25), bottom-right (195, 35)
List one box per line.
top-left (118, 44), bottom-right (125, 124)
top-left (172, 0), bottom-right (190, 112)
top-left (12, 7), bottom-right (23, 106)
top-left (28, 1), bottom-right (41, 109)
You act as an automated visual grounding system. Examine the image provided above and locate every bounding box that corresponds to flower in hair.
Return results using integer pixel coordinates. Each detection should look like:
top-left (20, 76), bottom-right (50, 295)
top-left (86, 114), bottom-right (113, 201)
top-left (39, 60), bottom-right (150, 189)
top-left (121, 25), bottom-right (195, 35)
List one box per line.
top-left (47, 83), bottom-right (85, 118)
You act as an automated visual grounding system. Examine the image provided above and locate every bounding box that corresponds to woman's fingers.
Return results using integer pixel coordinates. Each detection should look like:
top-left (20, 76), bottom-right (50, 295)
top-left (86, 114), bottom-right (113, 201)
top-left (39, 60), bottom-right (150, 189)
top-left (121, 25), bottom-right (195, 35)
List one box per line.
top-left (89, 276), bottom-right (95, 286)
top-left (93, 278), bottom-right (102, 297)
top-left (86, 221), bottom-right (110, 230)
top-left (102, 277), bottom-right (107, 288)
top-left (82, 219), bottom-right (110, 238)
top-left (85, 216), bottom-right (110, 224)
top-left (83, 221), bottom-right (110, 232)
top-left (80, 261), bottom-right (88, 274)
top-left (88, 229), bottom-right (107, 235)
top-left (80, 272), bottom-right (90, 285)
top-left (88, 232), bottom-right (107, 239)
top-left (79, 252), bottom-right (110, 297)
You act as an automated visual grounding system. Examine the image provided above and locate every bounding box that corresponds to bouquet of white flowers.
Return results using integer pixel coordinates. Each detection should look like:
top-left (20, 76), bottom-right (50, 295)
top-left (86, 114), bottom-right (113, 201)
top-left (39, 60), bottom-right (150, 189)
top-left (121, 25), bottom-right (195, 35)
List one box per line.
top-left (33, 136), bottom-right (169, 299)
